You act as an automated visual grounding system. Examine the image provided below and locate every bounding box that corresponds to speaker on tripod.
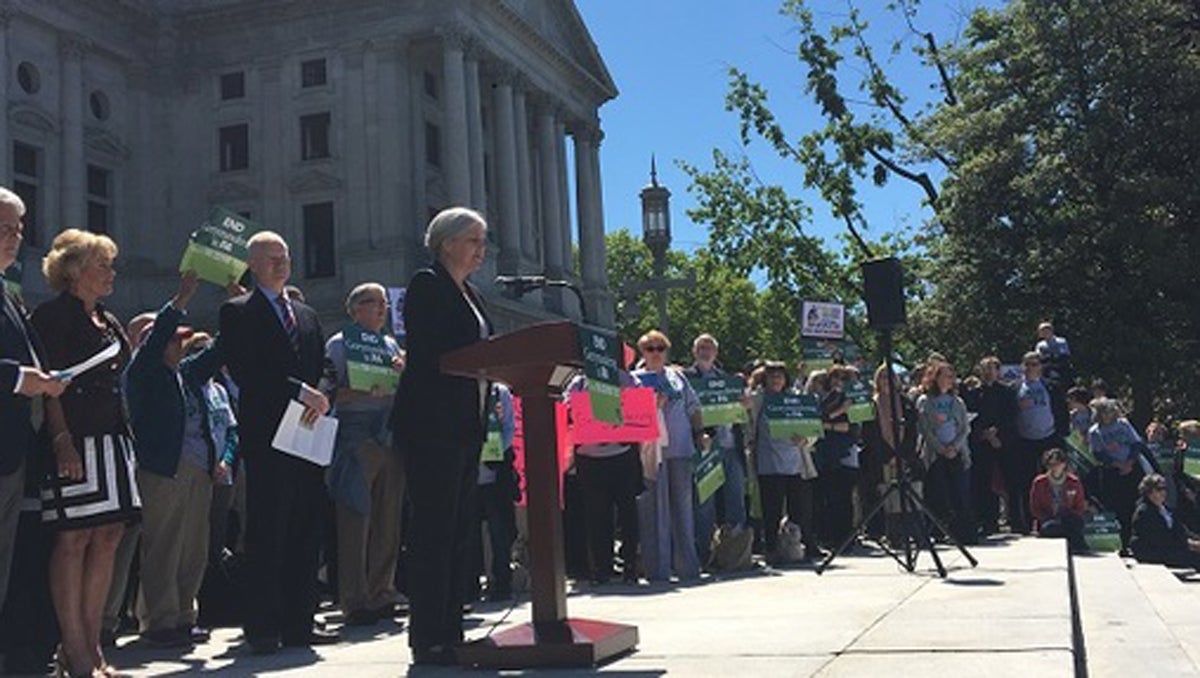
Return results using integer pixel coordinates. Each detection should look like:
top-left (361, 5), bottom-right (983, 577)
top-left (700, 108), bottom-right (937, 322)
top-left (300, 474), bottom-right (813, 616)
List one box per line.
top-left (861, 257), bottom-right (906, 330)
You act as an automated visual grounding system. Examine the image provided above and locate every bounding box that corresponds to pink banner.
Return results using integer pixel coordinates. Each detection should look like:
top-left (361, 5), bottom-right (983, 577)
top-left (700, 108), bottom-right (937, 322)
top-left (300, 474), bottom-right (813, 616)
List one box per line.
top-left (511, 397), bottom-right (573, 508)
top-left (568, 387), bottom-right (660, 445)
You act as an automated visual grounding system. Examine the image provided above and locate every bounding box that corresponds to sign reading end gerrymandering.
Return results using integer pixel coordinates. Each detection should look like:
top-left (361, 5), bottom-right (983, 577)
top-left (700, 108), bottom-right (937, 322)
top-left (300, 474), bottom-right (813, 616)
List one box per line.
top-left (763, 392), bottom-right (824, 439)
top-left (179, 206), bottom-right (259, 287)
top-left (689, 375), bottom-right (748, 427)
top-left (800, 301), bottom-right (845, 340)
top-left (342, 323), bottom-right (399, 395)
top-left (579, 326), bottom-right (622, 425)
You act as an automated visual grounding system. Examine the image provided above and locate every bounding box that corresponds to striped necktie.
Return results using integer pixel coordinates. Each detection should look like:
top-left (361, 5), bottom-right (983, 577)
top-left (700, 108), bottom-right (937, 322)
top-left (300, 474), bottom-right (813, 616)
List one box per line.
top-left (277, 295), bottom-right (299, 353)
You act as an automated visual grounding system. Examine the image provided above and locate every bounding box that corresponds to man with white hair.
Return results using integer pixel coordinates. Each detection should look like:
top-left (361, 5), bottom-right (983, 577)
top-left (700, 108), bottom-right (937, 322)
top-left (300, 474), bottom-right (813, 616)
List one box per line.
top-left (218, 230), bottom-right (336, 653)
top-left (0, 186), bottom-right (65, 617)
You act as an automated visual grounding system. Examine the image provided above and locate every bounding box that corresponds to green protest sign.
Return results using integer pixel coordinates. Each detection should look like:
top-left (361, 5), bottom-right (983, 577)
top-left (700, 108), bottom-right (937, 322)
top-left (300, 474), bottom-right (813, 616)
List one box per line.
top-left (342, 323), bottom-right (399, 394)
top-left (689, 375), bottom-right (748, 427)
top-left (801, 338), bottom-right (860, 373)
top-left (845, 379), bottom-right (875, 423)
top-left (1184, 443), bottom-right (1200, 480)
top-left (480, 412), bottom-right (504, 463)
top-left (579, 326), bottom-right (622, 425)
top-left (1083, 511), bottom-right (1123, 553)
top-left (1064, 430), bottom-right (1097, 476)
top-left (763, 392), bottom-right (824, 439)
top-left (694, 446), bottom-right (726, 504)
top-left (179, 206), bottom-right (258, 287)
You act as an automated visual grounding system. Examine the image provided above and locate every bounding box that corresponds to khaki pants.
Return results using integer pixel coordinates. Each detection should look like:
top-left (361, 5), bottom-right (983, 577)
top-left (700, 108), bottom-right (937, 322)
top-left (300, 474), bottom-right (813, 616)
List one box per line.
top-left (136, 462), bottom-right (213, 632)
top-left (336, 439), bottom-right (405, 613)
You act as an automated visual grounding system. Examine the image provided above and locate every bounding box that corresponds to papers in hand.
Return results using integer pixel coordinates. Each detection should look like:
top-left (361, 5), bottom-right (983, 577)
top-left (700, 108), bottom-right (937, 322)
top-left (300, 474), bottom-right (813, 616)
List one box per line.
top-left (51, 341), bottom-right (120, 381)
top-left (272, 400), bottom-right (339, 467)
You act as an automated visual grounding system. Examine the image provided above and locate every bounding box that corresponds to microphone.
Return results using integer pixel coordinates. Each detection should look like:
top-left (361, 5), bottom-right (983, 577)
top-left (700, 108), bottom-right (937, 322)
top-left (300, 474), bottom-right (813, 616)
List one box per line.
top-left (494, 275), bottom-right (547, 292)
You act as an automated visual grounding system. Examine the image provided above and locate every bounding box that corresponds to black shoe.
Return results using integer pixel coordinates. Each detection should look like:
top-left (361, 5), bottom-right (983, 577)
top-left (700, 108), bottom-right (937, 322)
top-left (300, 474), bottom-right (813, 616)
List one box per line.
top-left (178, 625), bottom-right (211, 643)
top-left (247, 636), bottom-right (281, 655)
top-left (344, 609), bottom-right (379, 626)
top-left (282, 628), bottom-right (341, 647)
top-left (412, 644), bottom-right (456, 666)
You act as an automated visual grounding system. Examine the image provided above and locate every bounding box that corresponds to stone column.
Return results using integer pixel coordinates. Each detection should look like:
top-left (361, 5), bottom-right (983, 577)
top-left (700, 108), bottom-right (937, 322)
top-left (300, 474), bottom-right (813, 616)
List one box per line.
top-left (537, 104), bottom-right (564, 312)
top-left (464, 56), bottom-right (486, 213)
top-left (514, 89), bottom-right (535, 261)
top-left (491, 69), bottom-right (520, 274)
top-left (344, 44), bottom-right (370, 248)
top-left (59, 34), bottom-right (87, 231)
top-left (0, 10), bottom-right (10, 182)
top-left (440, 31), bottom-right (470, 206)
top-left (259, 59), bottom-right (286, 235)
top-left (573, 125), bottom-right (613, 326)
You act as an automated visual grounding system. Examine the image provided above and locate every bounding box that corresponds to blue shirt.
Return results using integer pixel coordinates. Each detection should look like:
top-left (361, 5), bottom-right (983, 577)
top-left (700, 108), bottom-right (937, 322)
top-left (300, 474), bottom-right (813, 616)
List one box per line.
top-left (633, 367), bottom-right (700, 460)
top-left (1016, 379), bottom-right (1056, 441)
top-left (930, 394), bottom-right (960, 445)
top-left (258, 284), bottom-right (292, 331)
top-left (1089, 419), bottom-right (1142, 465)
top-left (754, 403), bottom-right (802, 475)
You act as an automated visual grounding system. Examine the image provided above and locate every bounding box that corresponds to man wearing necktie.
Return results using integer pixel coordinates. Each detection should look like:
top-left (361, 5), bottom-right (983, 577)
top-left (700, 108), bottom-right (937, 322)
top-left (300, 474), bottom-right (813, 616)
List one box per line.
top-left (218, 230), bottom-right (335, 653)
top-left (0, 187), bottom-right (65, 616)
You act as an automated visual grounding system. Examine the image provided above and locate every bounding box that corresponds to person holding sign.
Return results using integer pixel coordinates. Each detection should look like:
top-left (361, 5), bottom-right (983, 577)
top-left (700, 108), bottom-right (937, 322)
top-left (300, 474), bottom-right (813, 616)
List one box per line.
top-left (31, 229), bottom-right (138, 677)
top-left (632, 330), bottom-right (703, 583)
top-left (684, 334), bottom-right (748, 563)
top-left (1088, 397), bottom-right (1145, 552)
top-left (747, 362), bottom-right (822, 564)
top-left (390, 207), bottom-right (492, 665)
top-left (219, 231), bottom-right (335, 654)
top-left (322, 283), bottom-right (405, 626)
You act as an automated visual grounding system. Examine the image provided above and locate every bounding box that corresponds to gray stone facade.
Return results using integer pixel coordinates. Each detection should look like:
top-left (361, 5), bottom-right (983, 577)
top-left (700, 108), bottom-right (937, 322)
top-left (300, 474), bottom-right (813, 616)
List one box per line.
top-left (1, 0), bottom-right (617, 331)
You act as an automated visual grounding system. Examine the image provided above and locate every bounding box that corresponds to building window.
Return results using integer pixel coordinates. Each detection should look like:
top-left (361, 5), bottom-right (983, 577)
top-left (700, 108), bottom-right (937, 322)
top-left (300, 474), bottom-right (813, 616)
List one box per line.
top-left (302, 202), bottom-right (335, 279)
top-left (219, 124), bottom-right (249, 172)
top-left (89, 91), bottom-right (111, 121)
top-left (220, 71), bottom-right (245, 100)
top-left (12, 142), bottom-right (40, 247)
top-left (86, 165), bottom-right (112, 235)
top-left (423, 70), bottom-right (438, 99)
top-left (16, 62), bottom-right (40, 95)
top-left (300, 112), bottom-right (331, 160)
top-left (425, 122), bottom-right (441, 167)
top-left (300, 58), bottom-right (327, 88)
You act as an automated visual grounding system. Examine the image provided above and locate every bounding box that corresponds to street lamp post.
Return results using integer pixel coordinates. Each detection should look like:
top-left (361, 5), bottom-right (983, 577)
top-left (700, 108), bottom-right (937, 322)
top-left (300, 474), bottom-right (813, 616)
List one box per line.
top-left (624, 156), bottom-right (694, 331)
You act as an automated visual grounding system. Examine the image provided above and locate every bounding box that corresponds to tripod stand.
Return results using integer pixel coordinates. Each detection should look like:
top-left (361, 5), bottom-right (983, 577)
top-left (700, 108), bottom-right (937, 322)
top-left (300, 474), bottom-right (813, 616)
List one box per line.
top-left (815, 329), bottom-right (977, 577)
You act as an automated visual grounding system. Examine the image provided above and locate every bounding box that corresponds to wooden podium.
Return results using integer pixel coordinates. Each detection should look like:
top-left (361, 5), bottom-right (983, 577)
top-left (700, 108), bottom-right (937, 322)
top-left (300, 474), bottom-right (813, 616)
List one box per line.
top-left (440, 320), bottom-right (639, 668)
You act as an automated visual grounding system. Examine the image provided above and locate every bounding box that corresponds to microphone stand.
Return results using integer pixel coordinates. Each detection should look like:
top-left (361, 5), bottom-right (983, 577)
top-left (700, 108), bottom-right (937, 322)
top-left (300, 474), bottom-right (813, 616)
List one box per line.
top-left (496, 276), bottom-right (590, 326)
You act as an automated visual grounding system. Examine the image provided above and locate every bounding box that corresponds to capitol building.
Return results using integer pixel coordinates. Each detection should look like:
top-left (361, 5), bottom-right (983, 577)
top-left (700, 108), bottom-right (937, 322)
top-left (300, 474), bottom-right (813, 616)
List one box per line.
top-left (1, 0), bottom-right (617, 329)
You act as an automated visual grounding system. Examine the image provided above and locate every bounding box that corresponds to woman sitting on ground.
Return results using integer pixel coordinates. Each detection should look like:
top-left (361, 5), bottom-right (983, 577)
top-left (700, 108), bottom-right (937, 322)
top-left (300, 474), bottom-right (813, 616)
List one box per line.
top-left (1029, 448), bottom-right (1087, 553)
top-left (1130, 473), bottom-right (1200, 571)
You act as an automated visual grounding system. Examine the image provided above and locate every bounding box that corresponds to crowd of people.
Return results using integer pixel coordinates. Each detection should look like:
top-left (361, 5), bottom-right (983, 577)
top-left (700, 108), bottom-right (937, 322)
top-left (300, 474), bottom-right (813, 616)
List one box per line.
top-left (2, 191), bottom-right (1199, 675)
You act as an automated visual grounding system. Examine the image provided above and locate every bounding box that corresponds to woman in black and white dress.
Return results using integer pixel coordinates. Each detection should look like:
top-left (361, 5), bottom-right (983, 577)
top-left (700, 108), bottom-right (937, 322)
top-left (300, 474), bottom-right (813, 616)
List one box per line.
top-left (32, 228), bottom-right (140, 677)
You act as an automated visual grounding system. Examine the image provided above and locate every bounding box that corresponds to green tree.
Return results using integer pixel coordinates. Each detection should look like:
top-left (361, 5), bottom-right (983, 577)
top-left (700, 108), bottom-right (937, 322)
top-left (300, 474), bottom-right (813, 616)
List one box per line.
top-left (692, 0), bottom-right (1200, 424)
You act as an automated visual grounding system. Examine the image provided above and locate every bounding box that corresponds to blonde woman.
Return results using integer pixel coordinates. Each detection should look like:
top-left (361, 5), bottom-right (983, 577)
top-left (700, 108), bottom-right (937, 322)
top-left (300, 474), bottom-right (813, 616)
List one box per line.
top-left (32, 229), bottom-right (139, 677)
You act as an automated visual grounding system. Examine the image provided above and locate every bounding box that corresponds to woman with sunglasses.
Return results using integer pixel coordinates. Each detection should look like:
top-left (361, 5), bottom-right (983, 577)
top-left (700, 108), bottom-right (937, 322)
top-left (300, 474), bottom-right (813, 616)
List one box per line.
top-left (632, 330), bottom-right (703, 582)
top-left (1131, 473), bottom-right (1200, 570)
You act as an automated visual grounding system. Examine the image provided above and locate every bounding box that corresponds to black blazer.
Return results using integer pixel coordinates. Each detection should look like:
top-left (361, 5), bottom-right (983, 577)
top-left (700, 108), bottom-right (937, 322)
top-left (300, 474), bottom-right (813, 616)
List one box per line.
top-left (392, 261), bottom-right (493, 450)
top-left (218, 287), bottom-right (324, 456)
top-left (1131, 499), bottom-right (1196, 564)
top-left (0, 286), bottom-right (46, 475)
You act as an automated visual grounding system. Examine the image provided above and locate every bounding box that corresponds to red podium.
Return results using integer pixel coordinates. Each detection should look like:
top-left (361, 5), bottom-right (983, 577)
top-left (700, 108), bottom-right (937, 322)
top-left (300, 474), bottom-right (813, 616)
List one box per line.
top-left (440, 320), bottom-right (639, 668)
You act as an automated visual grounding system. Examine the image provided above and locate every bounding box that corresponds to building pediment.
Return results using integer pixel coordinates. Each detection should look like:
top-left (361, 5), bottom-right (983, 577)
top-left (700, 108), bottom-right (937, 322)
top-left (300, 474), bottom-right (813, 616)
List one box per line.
top-left (492, 0), bottom-right (617, 101)
top-left (84, 126), bottom-right (131, 159)
top-left (207, 180), bottom-right (260, 202)
top-left (8, 102), bottom-right (59, 134)
top-left (287, 168), bottom-right (342, 194)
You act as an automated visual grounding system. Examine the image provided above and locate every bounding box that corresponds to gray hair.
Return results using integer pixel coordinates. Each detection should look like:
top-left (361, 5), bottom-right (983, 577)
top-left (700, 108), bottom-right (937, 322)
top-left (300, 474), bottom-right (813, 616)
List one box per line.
top-left (345, 282), bottom-right (386, 314)
top-left (424, 207), bottom-right (485, 257)
top-left (0, 187), bottom-right (25, 216)
top-left (693, 333), bottom-right (719, 350)
top-left (1089, 397), bottom-right (1122, 420)
top-left (247, 230), bottom-right (288, 258)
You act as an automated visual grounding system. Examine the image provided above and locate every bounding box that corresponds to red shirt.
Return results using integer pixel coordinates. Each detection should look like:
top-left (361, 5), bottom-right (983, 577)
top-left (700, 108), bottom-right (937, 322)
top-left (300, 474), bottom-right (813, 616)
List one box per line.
top-left (1029, 472), bottom-right (1087, 529)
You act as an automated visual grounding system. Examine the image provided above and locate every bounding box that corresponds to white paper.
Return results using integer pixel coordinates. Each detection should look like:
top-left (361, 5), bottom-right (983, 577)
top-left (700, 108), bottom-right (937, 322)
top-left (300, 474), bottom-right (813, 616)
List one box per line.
top-left (271, 400), bottom-right (339, 467)
top-left (52, 341), bottom-right (120, 381)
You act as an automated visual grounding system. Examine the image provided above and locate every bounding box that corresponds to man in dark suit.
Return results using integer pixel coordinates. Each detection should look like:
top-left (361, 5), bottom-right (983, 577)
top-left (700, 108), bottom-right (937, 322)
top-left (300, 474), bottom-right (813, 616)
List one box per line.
top-left (218, 230), bottom-right (335, 653)
top-left (0, 187), bottom-right (65, 616)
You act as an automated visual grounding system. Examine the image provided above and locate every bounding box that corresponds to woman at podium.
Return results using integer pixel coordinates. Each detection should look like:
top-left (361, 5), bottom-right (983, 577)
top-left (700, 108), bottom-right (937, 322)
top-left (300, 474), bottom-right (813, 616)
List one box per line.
top-left (391, 207), bottom-right (492, 666)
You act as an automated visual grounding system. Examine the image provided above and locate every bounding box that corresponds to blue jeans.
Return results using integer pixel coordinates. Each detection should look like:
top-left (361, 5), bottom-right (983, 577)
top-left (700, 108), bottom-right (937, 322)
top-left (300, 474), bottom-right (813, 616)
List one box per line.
top-left (694, 446), bottom-right (747, 564)
top-left (638, 457), bottom-right (700, 581)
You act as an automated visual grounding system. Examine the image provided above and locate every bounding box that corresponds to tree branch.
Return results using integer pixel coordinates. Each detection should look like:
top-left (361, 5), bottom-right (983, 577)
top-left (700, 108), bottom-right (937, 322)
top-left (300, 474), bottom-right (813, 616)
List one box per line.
top-left (865, 146), bottom-right (939, 205)
top-left (924, 32), bottom-right (959, 106)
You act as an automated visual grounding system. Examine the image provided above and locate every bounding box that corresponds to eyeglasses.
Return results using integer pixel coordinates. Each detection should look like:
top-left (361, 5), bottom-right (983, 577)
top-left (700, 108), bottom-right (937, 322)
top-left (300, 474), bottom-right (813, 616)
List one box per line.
top-left (642, 345), bottom-right (667, 353)
top-left (356, 298), bottom-right (389, 307)
top-left (0, 223), bottom-right (22, 239)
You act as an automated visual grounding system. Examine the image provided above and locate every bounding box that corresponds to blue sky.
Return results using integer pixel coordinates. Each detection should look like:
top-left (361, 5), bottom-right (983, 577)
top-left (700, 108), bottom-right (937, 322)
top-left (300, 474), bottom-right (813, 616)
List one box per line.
top-left (576, 0), bottom-right (997, 256)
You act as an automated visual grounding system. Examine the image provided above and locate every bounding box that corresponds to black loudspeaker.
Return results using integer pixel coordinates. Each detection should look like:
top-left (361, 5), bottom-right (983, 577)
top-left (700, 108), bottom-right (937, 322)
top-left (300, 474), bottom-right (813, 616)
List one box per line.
top-left (862, 257), bottom-right (906, 330)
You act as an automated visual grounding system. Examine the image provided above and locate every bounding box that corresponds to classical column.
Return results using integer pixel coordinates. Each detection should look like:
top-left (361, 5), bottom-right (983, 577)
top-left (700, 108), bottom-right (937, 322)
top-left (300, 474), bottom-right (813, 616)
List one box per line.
top-left (514, 89), bottom-right (535, 261)
top-left (574, 125), bottom-right (613, 325)
top-left (375, 37), bottom-right (406, 248)
top-left (259, 58), bottom-right (286, 235)
top-left (59, 34), bottom-right (87, 231)
top-left (440, 31), bottom-right (470, 206)
top-left (0, 10), bottom-right (10, 182)
top-left (491, 70), bottom-right (520, 274)
top-left (344, 45), bottom-right (371, 247)
top-left (464, 56), bottom-right (486, 213)
top-left (537, 104), bottom-right (564, 312)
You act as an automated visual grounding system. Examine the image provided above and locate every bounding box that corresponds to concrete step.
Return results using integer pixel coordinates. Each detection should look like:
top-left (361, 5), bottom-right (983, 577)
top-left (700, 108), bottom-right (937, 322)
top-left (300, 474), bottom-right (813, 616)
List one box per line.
top-left (1072, 552), bottom-right (1199, 677)
top-left (1125, 560), bottom-right (1200, 670)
